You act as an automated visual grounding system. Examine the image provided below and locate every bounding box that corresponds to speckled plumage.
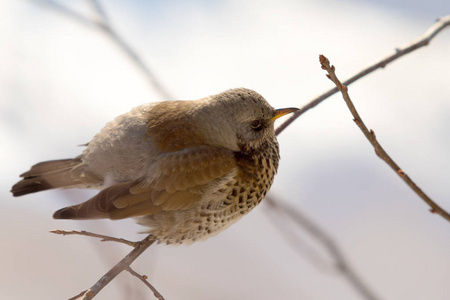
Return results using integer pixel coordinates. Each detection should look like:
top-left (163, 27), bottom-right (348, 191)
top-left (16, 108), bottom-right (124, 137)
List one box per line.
top-left (11, 88), bottom-right (297, 244)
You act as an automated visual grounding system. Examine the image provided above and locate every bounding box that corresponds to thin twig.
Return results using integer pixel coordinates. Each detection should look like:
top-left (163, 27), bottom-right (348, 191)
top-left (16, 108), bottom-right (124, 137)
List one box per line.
top-left (275, 15), bottom-right (450, 136)
top-left (264, 198), bottom-right (333, 271)
top-left (50, 229), bottom-right (138, 247)
top-left (319, 54), bottom-right (450, 223)
top-left (265, 197), bottom-right (381, 300)
top-left (69, 290), bottom-right (89, 300)
top-left (32, 0), bottom-right (174, 100)
top-left (89, 0), bottom-right (109, 23)
top-left (70, 234), bottom-right (156, 300)
top-left (126, 266), bottom-right (165, 300)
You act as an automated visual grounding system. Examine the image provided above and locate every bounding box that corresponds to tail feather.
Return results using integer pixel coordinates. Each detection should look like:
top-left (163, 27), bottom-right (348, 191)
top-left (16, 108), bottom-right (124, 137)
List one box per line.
top-left (11, 157), bottom-right (85, 197)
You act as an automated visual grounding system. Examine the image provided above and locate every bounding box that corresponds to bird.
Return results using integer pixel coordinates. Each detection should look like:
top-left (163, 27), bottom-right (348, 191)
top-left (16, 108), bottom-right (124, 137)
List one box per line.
top-left (11, 88), bottom-right (298, 244)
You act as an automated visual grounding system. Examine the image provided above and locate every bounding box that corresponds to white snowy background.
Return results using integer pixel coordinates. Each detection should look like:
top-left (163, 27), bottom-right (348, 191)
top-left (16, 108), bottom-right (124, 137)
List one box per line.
top-left (1, 0), bottom-right (450, 299)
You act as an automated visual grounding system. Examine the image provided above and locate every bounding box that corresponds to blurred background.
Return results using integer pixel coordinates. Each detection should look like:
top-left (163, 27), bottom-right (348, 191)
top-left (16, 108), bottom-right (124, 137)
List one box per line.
top-left (1, 0), bottom-right (450, 299)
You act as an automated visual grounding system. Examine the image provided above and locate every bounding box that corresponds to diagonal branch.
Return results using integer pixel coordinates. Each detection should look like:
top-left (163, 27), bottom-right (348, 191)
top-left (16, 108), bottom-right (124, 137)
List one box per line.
top-left (33, 0), bottom-right (96, 27)
top-left (32, 0), bottom-right (175, 100)
top-left (265, 196), bottom-right (381, 300)
top-left (276, 15), bottom-right (450, 136)
top-left (319, 54), bottom-right (450, 223)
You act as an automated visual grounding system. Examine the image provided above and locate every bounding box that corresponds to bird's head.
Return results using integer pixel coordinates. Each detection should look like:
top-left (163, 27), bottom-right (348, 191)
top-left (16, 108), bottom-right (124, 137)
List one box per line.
top-left (194, 88), bottom-right (298, 153)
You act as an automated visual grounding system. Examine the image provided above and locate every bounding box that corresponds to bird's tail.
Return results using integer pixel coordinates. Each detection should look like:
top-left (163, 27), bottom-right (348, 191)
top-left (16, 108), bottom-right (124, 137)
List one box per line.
top-left (11, 157), bottom-right (85, 197)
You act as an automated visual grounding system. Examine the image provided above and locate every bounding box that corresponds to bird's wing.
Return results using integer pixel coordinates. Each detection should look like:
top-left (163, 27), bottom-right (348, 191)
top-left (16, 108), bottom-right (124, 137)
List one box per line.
top-left (53, 146), bottom-right (236, 220)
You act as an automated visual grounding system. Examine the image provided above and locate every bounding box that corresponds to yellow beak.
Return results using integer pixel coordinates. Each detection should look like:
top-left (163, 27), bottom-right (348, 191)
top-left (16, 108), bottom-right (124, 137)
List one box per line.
top-left (272, 107), bottom-right (299, 121)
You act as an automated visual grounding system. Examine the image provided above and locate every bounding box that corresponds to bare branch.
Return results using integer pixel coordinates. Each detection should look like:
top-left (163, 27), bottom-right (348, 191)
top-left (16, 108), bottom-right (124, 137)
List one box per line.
top-left (265, 197), bottom-right (381, 300)
top-left (319, 54), bottom-right (450, 223)
top-left (69, 290), bottom-right (89, 300)
top-left (267, 16), bottom-right (450, 300)
top-left (275, 15), bottom-right (450, 136)
top-left (50, 229), bottom-right (139, 247)
top-left (32, 0), bottom-right (175, 100)
top-left (33, 0), bottom-right (99, 27)
top-left (126, 266), bottom-right (165, 300)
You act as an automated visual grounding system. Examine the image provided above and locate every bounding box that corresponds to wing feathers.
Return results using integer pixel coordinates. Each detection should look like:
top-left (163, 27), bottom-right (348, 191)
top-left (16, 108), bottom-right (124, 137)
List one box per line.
top-left (53, 181), bottom-right (137, 219)
top-left (149, 146), bottom-right (235, 192)
top-left (53, 146), bottom-right (236, 220)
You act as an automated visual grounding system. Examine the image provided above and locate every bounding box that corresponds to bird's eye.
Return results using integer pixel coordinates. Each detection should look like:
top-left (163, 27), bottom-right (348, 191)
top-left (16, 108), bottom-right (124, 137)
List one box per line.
top-left (250, 119), bottom-right (263, 131)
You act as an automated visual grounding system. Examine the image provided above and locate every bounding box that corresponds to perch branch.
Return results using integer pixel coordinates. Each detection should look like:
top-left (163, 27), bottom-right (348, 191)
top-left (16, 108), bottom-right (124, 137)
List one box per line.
top-left (50, 229), bottom-right (138, 247)
top-left (276, 15), bottom-right (450, 135)
top-left (70, 234), bottom-right (156, 300)
top-left (319, 54), bottom-right (450, 223)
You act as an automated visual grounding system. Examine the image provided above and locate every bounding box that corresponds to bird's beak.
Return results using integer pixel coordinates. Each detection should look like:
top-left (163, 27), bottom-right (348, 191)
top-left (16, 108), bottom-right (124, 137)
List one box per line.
top-left (272, 107), bottom-right (299, 121)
